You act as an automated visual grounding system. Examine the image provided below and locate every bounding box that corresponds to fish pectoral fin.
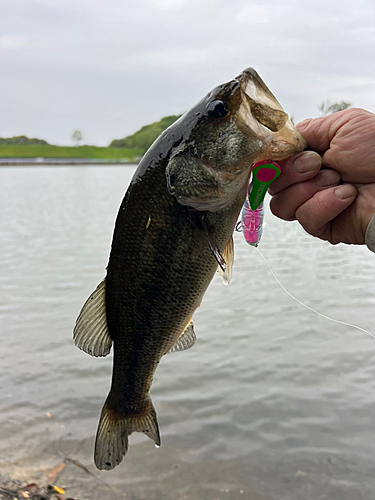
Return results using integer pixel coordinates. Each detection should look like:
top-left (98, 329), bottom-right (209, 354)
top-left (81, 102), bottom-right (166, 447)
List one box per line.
top-left (73, 278), bottom-right (112, 357)
top-left (168, 320), bottom-right (196, 353)
top-left (200, 215), bottom-right (226, 272)
top-left (216, 235), bottom-right (234, 285)
top-left (94, 397), bottom-right (160, 470)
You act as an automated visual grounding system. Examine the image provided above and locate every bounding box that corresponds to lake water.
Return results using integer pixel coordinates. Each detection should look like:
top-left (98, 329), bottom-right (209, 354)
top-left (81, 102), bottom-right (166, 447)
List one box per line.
top-left (1, 164), bottom-right (375, 500)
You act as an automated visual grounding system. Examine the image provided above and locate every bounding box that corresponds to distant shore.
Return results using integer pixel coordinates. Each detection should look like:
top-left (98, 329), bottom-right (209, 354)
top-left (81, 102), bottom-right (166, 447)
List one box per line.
top-left (0, 144), bottom-right (143, 163)
top-left (0, 115), bottom-right (182, 165)
top-left (0, 158), bottom-right (139, 166)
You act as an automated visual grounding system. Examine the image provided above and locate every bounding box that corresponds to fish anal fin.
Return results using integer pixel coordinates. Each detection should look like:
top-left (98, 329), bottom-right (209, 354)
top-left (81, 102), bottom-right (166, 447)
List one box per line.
top-left (73, 279), bottom-right (112, 357)
top-left (168, 320), bottom-right (196, 353)
top-left (94, 397), bottom-right (160, 470)
top-left (216, 235), bottom-right (234, 285)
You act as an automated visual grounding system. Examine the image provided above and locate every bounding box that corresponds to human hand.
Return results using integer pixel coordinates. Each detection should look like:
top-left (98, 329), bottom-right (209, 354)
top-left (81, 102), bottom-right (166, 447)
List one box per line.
top-left (269, 108), bottom-right (375, 245)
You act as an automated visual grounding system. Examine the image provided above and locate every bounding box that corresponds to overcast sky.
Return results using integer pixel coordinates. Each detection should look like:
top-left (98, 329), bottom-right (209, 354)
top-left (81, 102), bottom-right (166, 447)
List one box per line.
top-left (1, 0), bottom-right (374, 146)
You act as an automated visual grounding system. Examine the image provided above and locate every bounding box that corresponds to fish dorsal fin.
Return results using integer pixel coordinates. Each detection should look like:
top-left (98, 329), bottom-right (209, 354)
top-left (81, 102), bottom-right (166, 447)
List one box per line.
top-left (73, 279), bottom-right (112, 357)
top-left (216, 235), bottom-right (234, 285)
top-left (169, 320), bottom-right (196, 353)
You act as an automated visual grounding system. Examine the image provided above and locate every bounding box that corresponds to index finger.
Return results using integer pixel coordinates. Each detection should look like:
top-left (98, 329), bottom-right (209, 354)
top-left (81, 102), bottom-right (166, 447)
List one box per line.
top-left (268, 151), bottom-right (322, 196)
top-left (297, 109), bottom-right (375, 183)
top-left (296, 112), bottom-right (351, 152)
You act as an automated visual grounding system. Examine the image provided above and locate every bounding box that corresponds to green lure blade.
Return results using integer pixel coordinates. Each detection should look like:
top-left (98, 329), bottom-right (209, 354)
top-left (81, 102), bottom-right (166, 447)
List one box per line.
top-left (249, 160), bottom-right (281, 210)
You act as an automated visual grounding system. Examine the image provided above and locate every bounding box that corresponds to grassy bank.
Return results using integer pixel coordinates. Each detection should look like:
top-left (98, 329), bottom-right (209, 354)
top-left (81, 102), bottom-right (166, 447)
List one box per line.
top-left (0, 115), bottom-right (182, 162)
top-left (0, 144), bottom-right (142, 161)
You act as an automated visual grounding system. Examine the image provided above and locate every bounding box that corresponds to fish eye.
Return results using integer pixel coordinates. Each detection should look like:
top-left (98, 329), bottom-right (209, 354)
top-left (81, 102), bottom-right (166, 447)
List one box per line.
top-left (207, 100), bottom-right (229, 119)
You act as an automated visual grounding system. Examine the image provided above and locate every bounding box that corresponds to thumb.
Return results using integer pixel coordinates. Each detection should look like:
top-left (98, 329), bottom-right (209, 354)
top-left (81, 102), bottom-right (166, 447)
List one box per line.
top-left (295, 111), bottom-right (352, 152)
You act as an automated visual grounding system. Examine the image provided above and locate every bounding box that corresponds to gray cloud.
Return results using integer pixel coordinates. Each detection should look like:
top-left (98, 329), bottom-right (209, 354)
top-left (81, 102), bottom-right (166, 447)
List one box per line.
top-left (0, 0), bottom-right (374, 145)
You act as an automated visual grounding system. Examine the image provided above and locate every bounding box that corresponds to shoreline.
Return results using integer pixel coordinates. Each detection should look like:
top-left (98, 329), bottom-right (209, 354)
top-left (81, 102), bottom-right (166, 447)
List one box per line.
top-left (0, 159), bottom-right (139, 166)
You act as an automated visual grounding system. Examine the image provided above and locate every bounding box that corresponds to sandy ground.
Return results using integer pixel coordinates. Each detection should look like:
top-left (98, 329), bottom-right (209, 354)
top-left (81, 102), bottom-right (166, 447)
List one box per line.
top-left (0, 456), bottom-right (122, 500)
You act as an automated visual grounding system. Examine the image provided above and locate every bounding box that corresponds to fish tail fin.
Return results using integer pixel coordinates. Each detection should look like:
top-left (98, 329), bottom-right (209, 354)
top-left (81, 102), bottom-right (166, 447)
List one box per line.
top-left (94, 396), bottom-right (160, 470)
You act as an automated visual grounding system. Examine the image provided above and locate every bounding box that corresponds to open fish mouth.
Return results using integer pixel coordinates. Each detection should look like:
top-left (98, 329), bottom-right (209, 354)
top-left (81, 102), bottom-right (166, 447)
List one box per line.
top-left (236, 68), bottom-right (307, 159)
top-left (166, 68), bottom-right (307, 213)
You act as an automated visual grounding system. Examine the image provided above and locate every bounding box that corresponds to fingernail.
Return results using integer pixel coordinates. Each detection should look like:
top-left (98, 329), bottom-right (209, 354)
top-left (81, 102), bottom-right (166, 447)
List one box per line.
top-left (314, 169), bottom-right (340, 187)
top-left (334, 184), bottom-right (357, 200)
top-left (293, 152), bottom-right (321, 173)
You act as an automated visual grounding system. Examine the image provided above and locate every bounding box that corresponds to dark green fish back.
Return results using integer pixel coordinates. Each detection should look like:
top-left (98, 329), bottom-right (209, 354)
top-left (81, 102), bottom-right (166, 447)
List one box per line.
top-left (73, 67), bottom-right (307, 470)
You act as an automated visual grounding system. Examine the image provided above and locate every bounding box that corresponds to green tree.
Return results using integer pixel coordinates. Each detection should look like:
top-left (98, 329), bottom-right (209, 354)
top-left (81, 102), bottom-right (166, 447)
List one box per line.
top-left (72, 130), bottom-right (83, 146)
top-left (318, 100), bottom-right (352, 116)
top-left (0, 135), bottom-right (48, 145)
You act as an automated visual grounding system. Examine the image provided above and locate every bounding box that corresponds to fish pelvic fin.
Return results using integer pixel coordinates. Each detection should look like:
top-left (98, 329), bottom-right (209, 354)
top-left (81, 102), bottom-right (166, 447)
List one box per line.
top-left (94, 397), bottom-right (161, 470)
top-left (73, 279), bottom-right (113, 357)
top-left (216, 235), bottom-right (234, 285)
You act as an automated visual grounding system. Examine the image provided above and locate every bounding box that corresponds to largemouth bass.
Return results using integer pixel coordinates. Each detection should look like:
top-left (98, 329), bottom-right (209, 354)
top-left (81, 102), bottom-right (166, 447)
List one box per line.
top-left (73, 68), bottom-right (306, 470)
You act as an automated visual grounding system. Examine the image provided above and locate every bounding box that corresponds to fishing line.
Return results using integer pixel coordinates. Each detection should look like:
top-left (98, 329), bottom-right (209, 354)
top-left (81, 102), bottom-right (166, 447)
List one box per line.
top-left (255, 246), bottom-right (375, 340)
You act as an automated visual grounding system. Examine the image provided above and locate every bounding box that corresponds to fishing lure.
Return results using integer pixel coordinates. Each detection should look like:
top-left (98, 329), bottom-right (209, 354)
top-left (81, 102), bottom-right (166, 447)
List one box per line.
top-left (241, 161), bottom-right (375, 340)
top-left (241, 160), bottom-right (281, 246)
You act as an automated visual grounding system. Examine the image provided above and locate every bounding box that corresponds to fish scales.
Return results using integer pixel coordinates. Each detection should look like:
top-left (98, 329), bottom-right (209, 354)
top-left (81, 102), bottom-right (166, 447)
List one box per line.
top-left (73, 68), bottom-right (307, 470)
top-left (105, 159), bottom-right (236, 397)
